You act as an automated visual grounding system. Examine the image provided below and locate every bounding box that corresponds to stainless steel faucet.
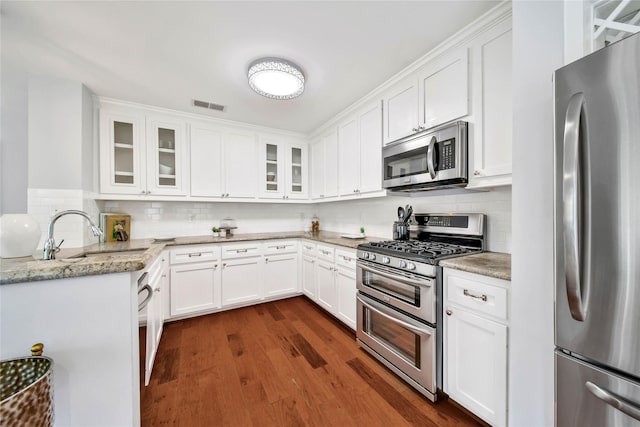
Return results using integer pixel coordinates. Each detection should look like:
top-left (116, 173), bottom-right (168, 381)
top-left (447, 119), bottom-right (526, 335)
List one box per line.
top-left (43, 210), bottom-right (104, 260)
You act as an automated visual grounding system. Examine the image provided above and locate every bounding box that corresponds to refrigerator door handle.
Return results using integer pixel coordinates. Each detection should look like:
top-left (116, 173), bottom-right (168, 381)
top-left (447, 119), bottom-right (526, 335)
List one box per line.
top-left (586, 381), bottom-right (640, 422)
top-left (562, 92), bottom-right (587, 321)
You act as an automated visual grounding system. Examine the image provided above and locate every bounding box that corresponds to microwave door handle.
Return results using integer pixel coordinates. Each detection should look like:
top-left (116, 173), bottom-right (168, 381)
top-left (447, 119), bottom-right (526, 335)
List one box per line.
top-left (427, 136), bottom-right (437, 179)
top-left (563, 92), bottom-right (586, 321)
top-left (357, 295), bottom-right (433, 336)
top-left (586, 382), bottom-right (640, 422)
top-left (359, 263), bottom-right (432, 288)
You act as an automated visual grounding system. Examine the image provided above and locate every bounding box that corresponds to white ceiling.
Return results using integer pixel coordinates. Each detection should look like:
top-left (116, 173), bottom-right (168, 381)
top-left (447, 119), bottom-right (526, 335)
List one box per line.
top-left (1, 1), bottom-right (500, 134)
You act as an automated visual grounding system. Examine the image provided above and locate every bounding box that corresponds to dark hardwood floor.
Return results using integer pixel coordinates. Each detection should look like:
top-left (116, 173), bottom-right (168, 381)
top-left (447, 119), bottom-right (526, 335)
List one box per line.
top-left (140, 296), bottom-right (485, 426)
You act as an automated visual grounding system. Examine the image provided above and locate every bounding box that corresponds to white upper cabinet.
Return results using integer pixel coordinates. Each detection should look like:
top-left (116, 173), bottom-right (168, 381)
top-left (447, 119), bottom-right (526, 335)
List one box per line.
top-left (146, 115), bottom-right (188, 196)
top-left (100, 106), bottom-right (188, 196)
top-left (311, 128), bottom-right (338, 200)
top-left (418, 48), bottom-right (469, 130)
top-left (224, 130), bottom-right (258, 198)
top-left (190, 125), bottom-right (224, 197)
top-left (382, 49), bottom-right (469, 146)
top-left (338, 118), bottom-right (360, 195)
top-left (468, 18), bottom-right (513, 188)
top-left (190, 124), bottom-right (257, 199)
top-left (99, 107), bottom-right (146, 195)
top-left (382, 77), bottom-right (419, 145)
top-left (337, 102), bottom-right (383, 196)
top-left (258, 136), bottom-right (308, 200)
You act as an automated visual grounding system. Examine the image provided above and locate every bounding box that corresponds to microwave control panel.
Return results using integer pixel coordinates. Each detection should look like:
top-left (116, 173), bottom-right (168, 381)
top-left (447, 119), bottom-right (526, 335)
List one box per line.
top-left (437, 139), bottom-right (455, 171)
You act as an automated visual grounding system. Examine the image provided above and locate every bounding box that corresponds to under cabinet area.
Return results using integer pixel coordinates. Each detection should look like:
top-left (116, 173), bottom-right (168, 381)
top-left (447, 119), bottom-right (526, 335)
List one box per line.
top-left (443, 267), bottom-right (510, 427)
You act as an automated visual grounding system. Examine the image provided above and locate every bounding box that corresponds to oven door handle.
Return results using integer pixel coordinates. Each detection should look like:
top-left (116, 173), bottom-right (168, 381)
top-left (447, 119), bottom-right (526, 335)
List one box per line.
top-left (357, 295), bottom-right (433, 336)
top-left (359, 263), bottom-right (432, 288)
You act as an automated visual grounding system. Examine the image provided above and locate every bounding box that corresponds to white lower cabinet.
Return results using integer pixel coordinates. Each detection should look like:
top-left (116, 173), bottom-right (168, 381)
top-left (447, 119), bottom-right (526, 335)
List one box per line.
top-left (315, 259), bottom-right (336, 313)
top-left (335, 265), bottom-right (357, 330)
top-left (221, 257), bottom-right (262, 306)
top-left (443, 267), bottom-right (510, 427)
top-left (144, 254), bottom-right (166, 386)
top-left (301, 242), bottom-right (357, 330)
top-left (264, 253), bottom-right (298, 298)
top-left (169, 245), bottom-right (221, 318)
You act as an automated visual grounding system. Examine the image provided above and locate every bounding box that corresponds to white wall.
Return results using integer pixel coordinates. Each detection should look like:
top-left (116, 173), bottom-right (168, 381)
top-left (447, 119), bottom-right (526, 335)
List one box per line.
top-left (0, 62), bottom-right (29, 213)
top-left (28, 76), bottom-right (84, 190)
top-left (510, 1), bottom-right (564, 426)
top-left (315, 187), bottom-right (511, 253)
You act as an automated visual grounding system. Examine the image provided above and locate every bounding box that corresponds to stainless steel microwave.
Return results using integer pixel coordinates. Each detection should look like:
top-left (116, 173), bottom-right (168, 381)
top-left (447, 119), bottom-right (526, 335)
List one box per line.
top-left (382, 121), bottom-right (468, 191)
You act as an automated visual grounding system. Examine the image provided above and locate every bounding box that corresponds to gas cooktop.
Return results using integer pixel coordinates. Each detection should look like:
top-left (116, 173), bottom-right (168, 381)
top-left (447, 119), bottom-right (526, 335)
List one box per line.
top-left (358, 240), bottom-right (480, 264)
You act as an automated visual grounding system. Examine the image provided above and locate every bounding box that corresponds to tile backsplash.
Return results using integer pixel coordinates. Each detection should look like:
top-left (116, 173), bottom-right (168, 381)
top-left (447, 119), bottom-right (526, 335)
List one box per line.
top-left (100, 187), bottom-right (511, 253)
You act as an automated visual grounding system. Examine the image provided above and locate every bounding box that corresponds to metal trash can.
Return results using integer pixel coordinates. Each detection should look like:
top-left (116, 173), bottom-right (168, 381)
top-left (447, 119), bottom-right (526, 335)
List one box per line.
top-left (0, 345), bottom-right (54, 426)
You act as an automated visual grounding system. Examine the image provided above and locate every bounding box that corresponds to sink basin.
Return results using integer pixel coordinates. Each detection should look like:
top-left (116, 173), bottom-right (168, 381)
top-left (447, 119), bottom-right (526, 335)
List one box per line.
top-left (69, 249), bottom-right (147, 259)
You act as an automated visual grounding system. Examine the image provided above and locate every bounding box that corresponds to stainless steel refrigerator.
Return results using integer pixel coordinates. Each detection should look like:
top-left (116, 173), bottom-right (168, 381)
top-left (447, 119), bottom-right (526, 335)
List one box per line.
top-left (554, 32), bottom-right (640, 426)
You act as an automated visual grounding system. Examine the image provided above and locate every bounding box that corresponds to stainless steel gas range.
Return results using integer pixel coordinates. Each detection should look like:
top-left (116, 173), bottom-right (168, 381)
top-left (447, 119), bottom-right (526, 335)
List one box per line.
top-left (355, 213), bottom-right (485, 402)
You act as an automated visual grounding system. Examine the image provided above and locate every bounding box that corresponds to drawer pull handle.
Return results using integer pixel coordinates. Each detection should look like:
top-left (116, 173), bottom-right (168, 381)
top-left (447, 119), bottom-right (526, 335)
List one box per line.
top-left (236, 249), bottom-right (248, 253)
top-left (188, 253), bottom-right (202, 257)
top-left (464, 289), bottom-right (487, 302)
top-left (276, 245), bottom-right (286, 249)
top-left (342, 256), bottom-right (352, 262)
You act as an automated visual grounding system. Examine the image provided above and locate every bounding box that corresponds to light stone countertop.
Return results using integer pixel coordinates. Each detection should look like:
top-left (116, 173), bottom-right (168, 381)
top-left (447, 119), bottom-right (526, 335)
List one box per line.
top-left (439, 252), bottom-right (511, 281)
top-left (0, 231), bottom-right (382, 285)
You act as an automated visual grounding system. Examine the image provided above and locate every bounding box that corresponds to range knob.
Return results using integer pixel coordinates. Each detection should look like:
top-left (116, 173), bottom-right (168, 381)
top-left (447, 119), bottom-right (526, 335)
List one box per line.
top-left (406, 262), bottom-right (416, 271)
top-left (399, 260), bottom-right (407, 268)
top-left (369, 253), bottom-right (376, 260)
top-left (363, 252), bottom-right (370, 259)
top-left (382, 256), bottom-right (390, 264)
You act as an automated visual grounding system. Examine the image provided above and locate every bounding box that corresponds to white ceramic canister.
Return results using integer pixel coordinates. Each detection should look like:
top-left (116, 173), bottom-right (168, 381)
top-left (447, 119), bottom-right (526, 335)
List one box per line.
top-left (0, 214), bottom-right (42, 258)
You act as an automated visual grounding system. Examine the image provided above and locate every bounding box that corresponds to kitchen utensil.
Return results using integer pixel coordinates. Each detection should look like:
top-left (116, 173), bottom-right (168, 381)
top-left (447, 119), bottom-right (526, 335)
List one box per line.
top-left (405, 206), bottom-right (413, 224)
top-left (398, 206), bottom-right (405, 222)
top-left (393, 221), bottom-right (410, 240)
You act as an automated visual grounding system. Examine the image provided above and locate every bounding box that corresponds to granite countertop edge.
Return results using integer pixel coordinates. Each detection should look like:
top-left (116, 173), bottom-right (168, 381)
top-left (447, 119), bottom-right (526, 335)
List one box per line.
top-left (0, 231), bottom-right (380, 285)
top-left (439, 252), bottom-right (511, 281)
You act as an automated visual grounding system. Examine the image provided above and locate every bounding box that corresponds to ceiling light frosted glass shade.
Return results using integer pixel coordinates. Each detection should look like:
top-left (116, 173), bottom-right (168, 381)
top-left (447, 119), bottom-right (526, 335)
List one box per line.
top-left (248, 58), bottom-right (305, 99)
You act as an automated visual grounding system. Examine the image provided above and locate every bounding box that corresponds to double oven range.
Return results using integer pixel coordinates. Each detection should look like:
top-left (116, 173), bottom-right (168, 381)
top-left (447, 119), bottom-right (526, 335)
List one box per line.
top-left (355, 213), bottom-right (485, 401)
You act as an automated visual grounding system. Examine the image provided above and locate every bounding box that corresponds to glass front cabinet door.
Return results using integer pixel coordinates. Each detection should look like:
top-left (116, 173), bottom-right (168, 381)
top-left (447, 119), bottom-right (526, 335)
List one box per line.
top-left (259, 137), bottom-right (307, 200)
top-left (99, 109), bottom-right (146, 195)
top-left (146, 116), bottom-right (187, 196)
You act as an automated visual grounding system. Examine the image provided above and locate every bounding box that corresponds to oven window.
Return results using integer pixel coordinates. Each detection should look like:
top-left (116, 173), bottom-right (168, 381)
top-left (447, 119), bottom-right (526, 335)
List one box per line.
top-left (368, 309), bottom-right (421, 367)
top-left (362, 270), bottom-right (420, 306)
top-left (384, 147), bottom-right (428, 179)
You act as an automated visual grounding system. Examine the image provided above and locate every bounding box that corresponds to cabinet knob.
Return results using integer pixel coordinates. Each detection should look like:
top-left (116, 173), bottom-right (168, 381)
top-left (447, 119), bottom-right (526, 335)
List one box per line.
top-left (412, 127), bottom-right (419, 132)
top-left (141, 191), bottom-right (146, 194)
top-left (265, 258), bottom-right (269, 263)
top-left (221, 193), bottom-right (225, 197)
top-left (446, 310), bottom-right (452, 316)
top-left (418, 126), bottom-right (426, 131)
top-left (222, 263), bottom-right (226, 269)
top-left (214, 264), bottom-right (218, 269)
top-left (154, 288), bottom-right (160, 293)
top-left (474, 170), bottom-right (481, 176)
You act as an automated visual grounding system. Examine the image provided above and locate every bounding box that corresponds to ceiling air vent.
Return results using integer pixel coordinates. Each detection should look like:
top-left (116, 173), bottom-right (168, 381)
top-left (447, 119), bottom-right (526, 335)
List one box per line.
top-left (193, 99), bottom-right (225, 112)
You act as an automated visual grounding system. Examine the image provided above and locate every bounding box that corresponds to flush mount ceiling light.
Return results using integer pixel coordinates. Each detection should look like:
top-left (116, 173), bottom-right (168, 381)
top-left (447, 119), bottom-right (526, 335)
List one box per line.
top-left (247, 57), bottom-right (305, 100)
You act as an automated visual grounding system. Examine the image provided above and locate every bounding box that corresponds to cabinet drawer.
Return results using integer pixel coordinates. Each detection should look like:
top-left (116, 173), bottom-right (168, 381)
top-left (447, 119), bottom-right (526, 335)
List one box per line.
top-left (335, 248), bottom-right (357, 270)
top-left (221, 242), bottom-right (263, 259)
top-left (264, 240), bottom-right (298, 255)
top-left (445, 270), bottom-right (508, 321)
top-left (301, 241), bottom-right (316, 256)
top-left (316, 244), bottom-right (335, 262)
top-left (170, 245), bottom-right (220, 265)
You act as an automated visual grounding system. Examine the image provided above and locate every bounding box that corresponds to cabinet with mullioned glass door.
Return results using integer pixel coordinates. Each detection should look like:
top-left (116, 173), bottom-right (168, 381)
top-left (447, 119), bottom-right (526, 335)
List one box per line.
top-left (258, 135), bottom-right (308, 200)
top-left (99, 104), bottom-right (188, 196)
